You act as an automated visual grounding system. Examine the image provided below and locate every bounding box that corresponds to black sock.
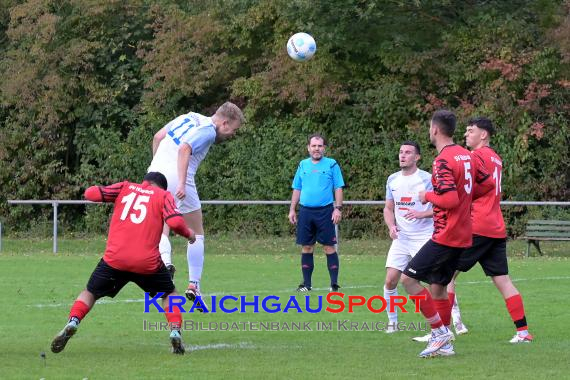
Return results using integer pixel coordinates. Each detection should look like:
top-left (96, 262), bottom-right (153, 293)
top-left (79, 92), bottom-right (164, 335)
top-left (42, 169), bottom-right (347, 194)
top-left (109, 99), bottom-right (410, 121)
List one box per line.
top-left (327, 252), bottom-right (339, 285)
top-left (301, 253), bottom-right (314, 287)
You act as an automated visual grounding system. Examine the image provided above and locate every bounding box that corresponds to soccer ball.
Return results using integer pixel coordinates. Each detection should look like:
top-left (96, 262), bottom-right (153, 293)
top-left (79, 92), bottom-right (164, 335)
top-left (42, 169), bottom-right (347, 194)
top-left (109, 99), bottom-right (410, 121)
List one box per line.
top-left (286, 33), bottom-right (317, 62)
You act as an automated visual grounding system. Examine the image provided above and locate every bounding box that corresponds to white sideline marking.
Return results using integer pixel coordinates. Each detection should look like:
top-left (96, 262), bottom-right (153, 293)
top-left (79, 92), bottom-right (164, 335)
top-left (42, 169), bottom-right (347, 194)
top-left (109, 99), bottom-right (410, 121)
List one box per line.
top-left (187, 342), bottom-right (255, 351)
top-left (29, 276), bottom-right (570, 308)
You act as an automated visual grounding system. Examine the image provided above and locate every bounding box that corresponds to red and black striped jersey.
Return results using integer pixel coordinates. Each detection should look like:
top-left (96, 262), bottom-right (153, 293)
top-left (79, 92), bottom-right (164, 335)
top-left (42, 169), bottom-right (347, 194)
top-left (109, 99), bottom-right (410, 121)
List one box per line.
top-left (425, 144), bottom-right (489, 248)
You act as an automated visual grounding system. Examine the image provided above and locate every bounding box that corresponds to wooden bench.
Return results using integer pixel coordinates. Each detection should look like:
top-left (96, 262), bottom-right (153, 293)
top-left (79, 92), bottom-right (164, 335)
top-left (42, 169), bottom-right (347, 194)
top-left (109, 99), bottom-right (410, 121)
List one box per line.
top-left (524, 220), bottom-right (570, 257)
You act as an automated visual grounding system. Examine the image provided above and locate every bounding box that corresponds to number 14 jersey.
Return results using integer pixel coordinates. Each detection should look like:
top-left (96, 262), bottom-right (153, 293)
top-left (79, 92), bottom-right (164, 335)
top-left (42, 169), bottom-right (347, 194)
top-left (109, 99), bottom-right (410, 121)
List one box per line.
top-left (471, 146), bottom-right (506, 238)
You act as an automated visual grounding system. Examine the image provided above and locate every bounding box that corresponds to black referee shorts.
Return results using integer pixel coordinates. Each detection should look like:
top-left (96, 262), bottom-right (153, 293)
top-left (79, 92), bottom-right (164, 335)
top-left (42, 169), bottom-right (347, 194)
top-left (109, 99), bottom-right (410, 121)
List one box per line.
top-left (403, 239), bottom-right (464, 286)
top-left (86, 259), bottom-right (175, 299)
top-left (456, 235), bottom-right (509, 276)
top-left (296, 204), bottom-right (337, 246)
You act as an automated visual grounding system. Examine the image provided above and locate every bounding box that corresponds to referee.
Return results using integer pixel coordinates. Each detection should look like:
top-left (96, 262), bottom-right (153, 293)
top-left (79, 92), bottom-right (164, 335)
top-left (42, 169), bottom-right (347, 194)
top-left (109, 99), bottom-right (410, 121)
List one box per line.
top-left (288, 133), bottom-right (345, 292)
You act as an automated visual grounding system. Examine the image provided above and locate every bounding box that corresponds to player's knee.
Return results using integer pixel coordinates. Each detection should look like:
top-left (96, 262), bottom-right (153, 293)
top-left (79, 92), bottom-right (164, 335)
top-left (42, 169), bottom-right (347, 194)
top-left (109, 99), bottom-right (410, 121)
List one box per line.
top-left (493, 275), bottom-right (518, 292)
top-left (492, 274), bottom-right (508, 286)
top-left (323, 246), bottom-right (336, 254)
top-left (430, 284), bottom-right (447, 299)
top-left (384, 278), bottom-right (399, 290)
top-left (400, 274), bottom-right (413, 288)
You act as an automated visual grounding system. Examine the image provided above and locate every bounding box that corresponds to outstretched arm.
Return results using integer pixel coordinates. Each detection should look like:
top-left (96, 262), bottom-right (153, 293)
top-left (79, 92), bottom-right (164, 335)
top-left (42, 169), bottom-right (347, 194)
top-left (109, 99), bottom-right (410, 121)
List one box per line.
top-left (84, 182), bottom-right (125, 203)
top-left (84, 186), bottom-right (103, 202)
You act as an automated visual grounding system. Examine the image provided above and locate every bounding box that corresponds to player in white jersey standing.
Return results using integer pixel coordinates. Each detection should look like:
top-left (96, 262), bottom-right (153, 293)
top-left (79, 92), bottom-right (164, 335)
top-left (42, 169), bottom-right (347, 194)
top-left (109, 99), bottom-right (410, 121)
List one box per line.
top-left (382, 141), bottom-right (467, 334)
top-left (148, 102), bottom-right (245, 308)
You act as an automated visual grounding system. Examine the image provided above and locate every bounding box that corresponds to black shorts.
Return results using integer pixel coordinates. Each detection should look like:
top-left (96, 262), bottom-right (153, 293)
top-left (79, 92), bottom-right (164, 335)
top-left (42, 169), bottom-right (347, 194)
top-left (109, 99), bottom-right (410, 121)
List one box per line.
top-left (296, 204), bottom-right (337, 246)
top-left (403, 240), bottom-right (464, 286)
top-left (86, 259), bottom-right (175, 299)
top-left (456, 235), bottom-right (508, 276)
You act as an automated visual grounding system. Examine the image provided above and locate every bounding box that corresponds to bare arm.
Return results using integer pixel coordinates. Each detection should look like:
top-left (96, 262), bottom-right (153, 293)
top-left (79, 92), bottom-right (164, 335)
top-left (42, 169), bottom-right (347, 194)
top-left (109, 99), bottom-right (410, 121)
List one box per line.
top-left (332, 187), bottom-right (343, 224)
top-left (288, 189), bottom-right (301, 224)
top-left (152, 126), bottom-right (169, 156)
top-left (383, 199), bottom-right (399, 239)
top-left (175, 143), bottom-right (192, 200)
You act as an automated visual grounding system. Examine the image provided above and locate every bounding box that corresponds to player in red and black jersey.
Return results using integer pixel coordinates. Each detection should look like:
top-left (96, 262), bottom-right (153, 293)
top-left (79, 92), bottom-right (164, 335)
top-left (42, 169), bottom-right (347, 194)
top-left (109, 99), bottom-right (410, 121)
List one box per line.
top-left (447, 117), bottom-right (533, 343)
top-left (401, 110), bottom-right (492, 358)
top-left (50, 172), bottom-right (196, 355)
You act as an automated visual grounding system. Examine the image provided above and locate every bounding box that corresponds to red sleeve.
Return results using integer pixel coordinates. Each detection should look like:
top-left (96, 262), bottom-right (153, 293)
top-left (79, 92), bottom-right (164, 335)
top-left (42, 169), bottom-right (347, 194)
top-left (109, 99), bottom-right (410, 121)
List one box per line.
top-left (162, 192), bottom-right (192, 238)
top-left (425, 190), bottom-right (460, 209)
top-left (166, 215), bottom-right (192, 239)
top-left (83, 182), bottom-right (124, 202)
top-left (471, 151), bottom-right (493, 200)
top-left (425, 158), bottom-right (460, 209)
top-left (472, 151), bottom-right (490, 184)
top-left (84, 182), bottom-right (125, 203)
top-left (473, 175), bottom-right (494, 200)
top-left (84, 186), bottom-right (103, 202)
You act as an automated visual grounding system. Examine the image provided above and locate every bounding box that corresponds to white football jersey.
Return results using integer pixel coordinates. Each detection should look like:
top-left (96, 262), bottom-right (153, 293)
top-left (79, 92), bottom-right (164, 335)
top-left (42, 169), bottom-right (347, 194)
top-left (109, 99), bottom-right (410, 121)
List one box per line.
top-left (385, 169), bottom-right (434, 239)
top-left (150, 112), bottom-right (217, 178)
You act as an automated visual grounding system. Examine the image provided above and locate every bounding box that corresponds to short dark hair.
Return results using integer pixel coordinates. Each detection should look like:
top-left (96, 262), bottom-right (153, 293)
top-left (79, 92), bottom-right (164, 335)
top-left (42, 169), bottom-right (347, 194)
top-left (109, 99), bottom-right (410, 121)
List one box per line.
top-left (468, 116), bottom-right (495, 136)
top-left (143, 172), bottom-right (168, 190)
top-left (401, 140), bottom-right (421, 154)
top-left (307, 133), bottom-right (327, 146)
top-left (431, 110), bottom-right (456, 137)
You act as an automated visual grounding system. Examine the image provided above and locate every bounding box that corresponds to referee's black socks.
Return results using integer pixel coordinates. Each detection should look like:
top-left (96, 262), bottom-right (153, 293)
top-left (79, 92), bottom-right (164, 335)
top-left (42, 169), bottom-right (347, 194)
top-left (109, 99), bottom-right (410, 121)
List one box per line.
top-left (327, 252), bottom-right (339, 285)
top-left (301, 253), bottom-right (314, 288)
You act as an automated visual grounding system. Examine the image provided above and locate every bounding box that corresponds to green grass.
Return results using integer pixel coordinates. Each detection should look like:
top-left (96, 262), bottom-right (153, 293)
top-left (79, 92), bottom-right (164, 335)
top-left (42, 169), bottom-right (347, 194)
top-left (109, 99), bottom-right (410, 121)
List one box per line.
top-left (1, 237), bottom-right (569, 379)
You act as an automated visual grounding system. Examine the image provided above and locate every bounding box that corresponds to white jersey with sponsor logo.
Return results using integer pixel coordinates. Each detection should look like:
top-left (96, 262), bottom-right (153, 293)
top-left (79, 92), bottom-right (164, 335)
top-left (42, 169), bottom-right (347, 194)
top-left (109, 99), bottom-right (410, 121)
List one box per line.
top-left (385, 169), bottom-right (434, 239)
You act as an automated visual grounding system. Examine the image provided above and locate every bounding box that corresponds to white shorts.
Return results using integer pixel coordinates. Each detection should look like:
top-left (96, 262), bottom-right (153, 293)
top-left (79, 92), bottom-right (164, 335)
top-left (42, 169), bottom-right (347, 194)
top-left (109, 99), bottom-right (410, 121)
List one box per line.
top-left (385, 236), bottom-right (431, 272)
top-left (148, 142), bottom-right (201, 214)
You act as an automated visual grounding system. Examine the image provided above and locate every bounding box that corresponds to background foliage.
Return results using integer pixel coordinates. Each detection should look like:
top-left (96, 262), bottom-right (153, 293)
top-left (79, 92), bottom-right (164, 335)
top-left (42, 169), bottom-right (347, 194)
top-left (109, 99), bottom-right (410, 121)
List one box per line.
top-left (0, 0), bottom-right (568, 237)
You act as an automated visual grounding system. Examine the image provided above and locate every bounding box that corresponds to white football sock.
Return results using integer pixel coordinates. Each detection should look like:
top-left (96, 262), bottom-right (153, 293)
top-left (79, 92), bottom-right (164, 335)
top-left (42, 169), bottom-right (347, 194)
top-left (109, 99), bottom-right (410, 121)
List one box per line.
top-left (159, 233), bottom-right (172, 266)
top-left (451, 294), bottom-right (463, 325)
top-left (384, 286), bottom-right (399, 323)
top-left (187, 235), bottom-right (205, 286)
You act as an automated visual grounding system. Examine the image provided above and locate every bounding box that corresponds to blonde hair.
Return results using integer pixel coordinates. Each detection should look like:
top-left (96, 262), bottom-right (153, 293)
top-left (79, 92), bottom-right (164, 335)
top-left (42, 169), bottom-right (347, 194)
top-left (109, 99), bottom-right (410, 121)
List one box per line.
top-left (215, 102), bottom-right (245, 125)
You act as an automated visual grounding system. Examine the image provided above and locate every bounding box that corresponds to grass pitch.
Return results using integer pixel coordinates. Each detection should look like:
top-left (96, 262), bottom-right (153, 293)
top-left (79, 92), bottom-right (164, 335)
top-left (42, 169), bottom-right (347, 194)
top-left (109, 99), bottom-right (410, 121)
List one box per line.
top-left (0, 237), bottom-right (568, 379)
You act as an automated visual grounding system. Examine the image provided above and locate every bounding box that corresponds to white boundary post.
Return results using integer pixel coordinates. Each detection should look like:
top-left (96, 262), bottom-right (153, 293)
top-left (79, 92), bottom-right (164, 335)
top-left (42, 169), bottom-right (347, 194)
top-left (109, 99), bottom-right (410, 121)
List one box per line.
top-left (52, 202), bottom-right (59, 254)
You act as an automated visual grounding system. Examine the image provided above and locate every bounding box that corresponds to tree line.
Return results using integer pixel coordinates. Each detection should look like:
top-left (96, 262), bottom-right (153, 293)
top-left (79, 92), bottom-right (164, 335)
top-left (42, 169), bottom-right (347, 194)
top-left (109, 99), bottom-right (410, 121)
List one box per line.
top-left (0, 0), bottom-right (568, 237)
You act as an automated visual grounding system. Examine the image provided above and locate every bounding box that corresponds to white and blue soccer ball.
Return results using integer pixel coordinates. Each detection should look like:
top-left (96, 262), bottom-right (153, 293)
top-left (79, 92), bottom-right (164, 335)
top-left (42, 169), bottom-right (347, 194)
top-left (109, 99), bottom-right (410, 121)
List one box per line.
top-left (286, 32), bottom-right (316, 62)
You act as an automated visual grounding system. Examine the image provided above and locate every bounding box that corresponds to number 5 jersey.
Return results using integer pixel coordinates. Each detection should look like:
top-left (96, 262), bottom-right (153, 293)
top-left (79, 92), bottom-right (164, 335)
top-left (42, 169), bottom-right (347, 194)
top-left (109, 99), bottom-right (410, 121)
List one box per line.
top-left (424, 144), bottom-right (491, 248)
